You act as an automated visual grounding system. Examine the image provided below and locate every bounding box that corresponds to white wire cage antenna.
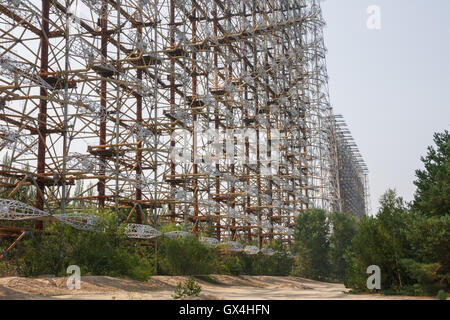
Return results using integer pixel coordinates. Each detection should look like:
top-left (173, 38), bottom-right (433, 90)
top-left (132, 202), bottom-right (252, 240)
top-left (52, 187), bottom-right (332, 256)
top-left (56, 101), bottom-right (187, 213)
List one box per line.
top-left (244, 245), bottom-right (260, 255)
top-left (124, 223), bottom-right (192, 240)
top-left (222, 241), bottom-right (243, 252)
top-left (125, 223), bottom-right (162, 239)
top-left (197, 199), bottom-right (217, 208)
top-left (200, 236), bottom-right (220, 248)
top-left (131, 124), bottom-right (159, 146)
top-left (173, 188), bottom-right (194, 203)
top-left (79, 0), bottom-right (102, 14)
top-left (0, 55), bottom-right (52, 90)
top-left (164, 230), bottom-right (192, 239)
top-left (260, 220), bottom-right (273, 229)
top-left (53, 212), bottom-right (104, 232)
top-left (0, 126), bottom-right (37, 155)
top-left (225, 207), bottom-right (239, 219)
top-left (0, 199), bottom-right (49, 220)
top-left (124, 223), bottom-right (288, 256)
top-left (65, 93), bottom-right (109, 121)
top-left (67, 153), bottom-right (108, 173)
top-left (119, 172), bottom-right (152, 191)
top-left (0, 199), bottom-right (104, 231)
top-left (67, 154), bottom-right (131, 182)
top-left (85, 155), bottom-right (152, 190)
top-left (68, 11), bottom-right (145, 98)
top-left (260, 247), bottom-right (275, 256)
top-left (68, 36), bottom-right (102, 67)
top-left (0, 0), bottom-right (41, 28)
top-left (199, 163), bottom-right (222, 178)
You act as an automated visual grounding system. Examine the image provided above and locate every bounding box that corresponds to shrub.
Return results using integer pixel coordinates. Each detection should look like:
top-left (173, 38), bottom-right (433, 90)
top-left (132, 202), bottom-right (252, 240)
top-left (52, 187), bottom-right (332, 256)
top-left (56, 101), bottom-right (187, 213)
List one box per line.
top-left (220, 253), bottom-right (244, 275)
top-left (4, 215), bottom-right (154, 281)
top-left (157, 236), bottom-right (215, 275)
top-left (436, 290), bottom-right (448, 300)
top-left (292, 209), bottom-right (330, 280)
top-left (329, 212), bottom-right (357, 282)
top-left (344, 190), bottom-right (410, 291)
top-left (345, 187), bottom-right (449, 295)
top-left (400, 259), bottom-right (443, 295)
top-left (172, 277), bottom-right (202, 299)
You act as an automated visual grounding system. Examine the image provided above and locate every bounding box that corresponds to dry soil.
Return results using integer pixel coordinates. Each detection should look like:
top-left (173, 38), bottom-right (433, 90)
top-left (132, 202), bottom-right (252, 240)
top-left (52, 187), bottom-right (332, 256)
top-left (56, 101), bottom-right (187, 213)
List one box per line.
top-left (0, 275), bottom-right (436, 300)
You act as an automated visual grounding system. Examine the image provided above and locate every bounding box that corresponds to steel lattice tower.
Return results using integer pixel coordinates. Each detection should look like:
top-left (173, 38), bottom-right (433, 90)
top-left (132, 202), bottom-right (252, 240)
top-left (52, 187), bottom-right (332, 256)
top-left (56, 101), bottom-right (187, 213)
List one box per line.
top-left (0, 0), bottom-right (369, 246)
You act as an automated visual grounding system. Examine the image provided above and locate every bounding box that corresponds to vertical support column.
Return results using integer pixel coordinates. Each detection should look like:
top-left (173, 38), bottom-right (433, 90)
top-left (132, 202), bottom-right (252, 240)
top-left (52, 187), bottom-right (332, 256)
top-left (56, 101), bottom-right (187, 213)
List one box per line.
top-left (191, 6), bottom-right (199, 236)
top-left (299, 3), bottom-right (309, 212)
top-left (169, 0), bottom-right (176, 221)
top-left (135, 20), bottom-right (143, 224)
top-left (252, 0), bottom-right (262, 249)
top-left (244, 85), bottom-right (251, 243)
top-left (242, 4), bottom-right (251, 243)
top-left (227, 1), bottom-right (237, 242)
top-left (213, 6), bottom-right (221, 240)
top-left (35, 0), bottom-right (50, 230)
top-left (263, 3), bottom-right (273, 242)
top-left (98, 0), bottom-right (108, 209)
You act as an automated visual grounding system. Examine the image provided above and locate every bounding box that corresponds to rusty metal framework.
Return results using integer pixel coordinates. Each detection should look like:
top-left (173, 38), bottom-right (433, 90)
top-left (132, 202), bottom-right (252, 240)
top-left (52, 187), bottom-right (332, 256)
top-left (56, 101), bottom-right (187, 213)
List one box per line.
top-left (0, 0), bottom-right (369, 248)
top-left (334, 114), bottom-right (370, 218)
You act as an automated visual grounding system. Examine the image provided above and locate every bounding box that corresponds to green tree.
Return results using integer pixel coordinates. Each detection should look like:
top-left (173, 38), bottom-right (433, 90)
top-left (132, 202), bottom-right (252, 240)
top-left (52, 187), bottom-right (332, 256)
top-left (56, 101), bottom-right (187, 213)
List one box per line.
top-left (157, 236), bottom-right (216, 275)
top-left (292, 208), bottom-right (330, 280)
top-left (329, 212), bottom-right (357, 282)
top-left (412, 130), bottom-right (449, 217)
top-left (402, 212), bottom-right (450, 293)
top-left (345, 131), bottom-right (450, 295)
top-left (344, 190), bottom-right (409, 291)
top-left (408, 130), bottom-right (450, 292)
top-left (376, 190), bottom-right (410, 288)
top-left (343, 215), bottom-right (378, 291)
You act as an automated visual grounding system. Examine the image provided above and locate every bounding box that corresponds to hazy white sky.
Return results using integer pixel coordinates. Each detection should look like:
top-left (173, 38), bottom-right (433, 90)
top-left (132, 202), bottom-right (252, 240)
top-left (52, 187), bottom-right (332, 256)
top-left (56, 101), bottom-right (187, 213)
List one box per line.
top-left (321, 0), bottom-right (450, 214)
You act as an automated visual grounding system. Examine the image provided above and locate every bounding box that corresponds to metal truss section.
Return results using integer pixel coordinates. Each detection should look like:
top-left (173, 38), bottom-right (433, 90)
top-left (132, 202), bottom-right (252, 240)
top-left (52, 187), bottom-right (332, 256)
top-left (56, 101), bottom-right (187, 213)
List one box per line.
top-left (0, 0), bottom-right (369, 247)
top-left (334, 115), bottom-right (370, 217)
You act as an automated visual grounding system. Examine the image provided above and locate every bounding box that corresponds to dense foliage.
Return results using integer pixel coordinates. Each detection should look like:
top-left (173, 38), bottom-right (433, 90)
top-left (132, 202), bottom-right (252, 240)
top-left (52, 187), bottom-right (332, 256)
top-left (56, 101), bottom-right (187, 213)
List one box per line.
top-left (291, 208), bottom-right (330, 280)
top-left (412, 130), bottom-right (449, 217)
top-left (290, 130), bottom-right (448, 296)
top-left (345, 130), bottom-right (449, 296)
top-left (0, 131), bottom-right (448, 298)
top-left (291, 209), bottom-right (356, 282)
top-left (1, 219), bottom-right (294, 279)
top-left (0, 213), bottom-right (154, 281)
top-left (328, 212), bottom-right (357, 281)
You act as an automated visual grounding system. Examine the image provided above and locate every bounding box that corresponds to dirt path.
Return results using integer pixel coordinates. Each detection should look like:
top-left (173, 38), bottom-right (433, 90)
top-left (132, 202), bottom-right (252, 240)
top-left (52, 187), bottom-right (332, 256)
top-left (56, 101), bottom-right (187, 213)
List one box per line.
top-left (0, 275), bottom-right (435, 300)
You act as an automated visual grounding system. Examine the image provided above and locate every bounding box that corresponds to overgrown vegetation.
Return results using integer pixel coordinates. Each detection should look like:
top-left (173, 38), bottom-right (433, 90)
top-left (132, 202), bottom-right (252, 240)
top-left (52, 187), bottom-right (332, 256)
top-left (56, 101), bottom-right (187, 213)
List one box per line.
top-left (0, 212), bottom-right (154, 281)
top-left (0, 216), bottom-right (295, 280)
top-left (289, 130), bottom-right (449, 297)
top-left (436, 290), bottom-right (448, 300)
top-left (157, 236), bottom-right (218, 275)
top-left (291, 209), bottom-right (356, 282)
top-left (0, 131), bottom-right (448, 299)
top-left (344, 130), bottom-right (449, 296)
top-left (156, 236), bottom-right (294, 276)
top-left (172, 277), bottom-right (202, 299)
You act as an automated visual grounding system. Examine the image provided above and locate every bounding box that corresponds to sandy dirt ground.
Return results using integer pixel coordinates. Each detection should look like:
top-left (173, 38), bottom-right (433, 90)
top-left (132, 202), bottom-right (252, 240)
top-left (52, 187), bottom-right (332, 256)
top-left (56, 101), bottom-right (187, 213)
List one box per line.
top-left (0, 275), bottom-right (436, 300)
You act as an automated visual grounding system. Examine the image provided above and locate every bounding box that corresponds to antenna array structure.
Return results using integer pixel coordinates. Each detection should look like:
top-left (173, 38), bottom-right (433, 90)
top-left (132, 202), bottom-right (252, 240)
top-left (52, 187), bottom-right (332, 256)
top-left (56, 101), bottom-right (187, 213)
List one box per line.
top-left (0, 0), bottom-right (369, 246)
